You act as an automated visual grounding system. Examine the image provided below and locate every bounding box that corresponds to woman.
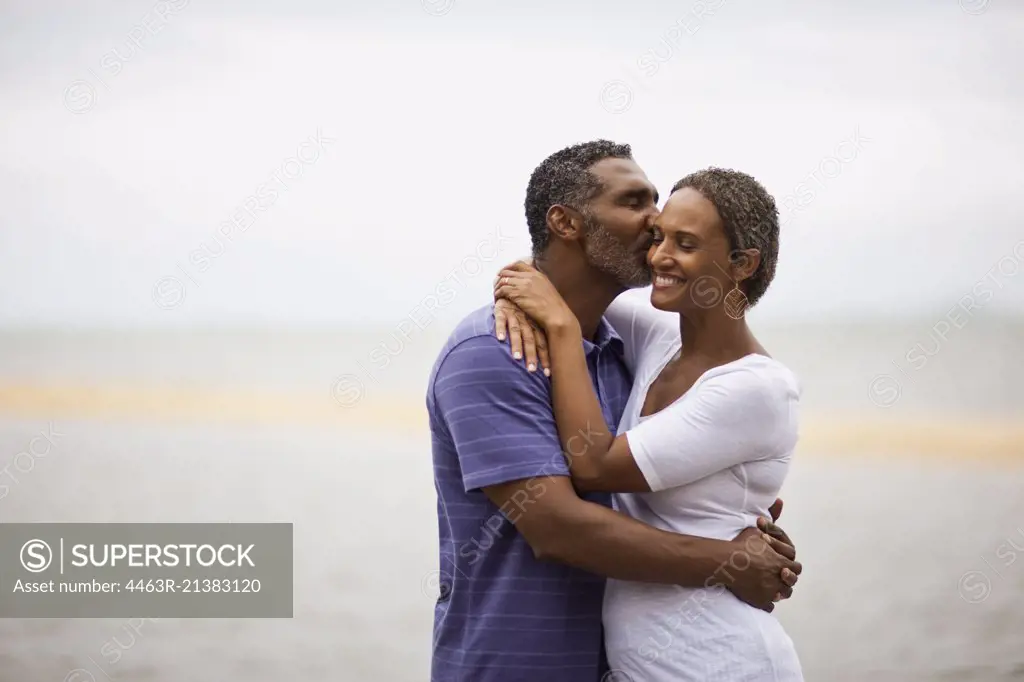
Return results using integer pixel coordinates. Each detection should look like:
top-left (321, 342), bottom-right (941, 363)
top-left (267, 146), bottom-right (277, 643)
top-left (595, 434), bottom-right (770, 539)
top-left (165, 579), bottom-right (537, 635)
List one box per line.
top-left (493, 167), bottom-right (804, 681)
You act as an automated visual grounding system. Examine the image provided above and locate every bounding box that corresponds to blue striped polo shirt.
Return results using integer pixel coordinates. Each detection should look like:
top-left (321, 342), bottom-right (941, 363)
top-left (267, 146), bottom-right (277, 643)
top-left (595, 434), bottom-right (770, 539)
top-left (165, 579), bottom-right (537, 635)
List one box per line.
top-left (426, 304), bottom-right (633, 682)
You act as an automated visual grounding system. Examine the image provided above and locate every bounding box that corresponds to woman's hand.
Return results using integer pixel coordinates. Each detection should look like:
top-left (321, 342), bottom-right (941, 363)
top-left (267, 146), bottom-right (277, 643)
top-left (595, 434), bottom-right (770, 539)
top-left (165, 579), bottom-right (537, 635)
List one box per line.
top-left (494, 299), bottom-right (551, 375)
top-left (493, 261), bottom-right (577, 332)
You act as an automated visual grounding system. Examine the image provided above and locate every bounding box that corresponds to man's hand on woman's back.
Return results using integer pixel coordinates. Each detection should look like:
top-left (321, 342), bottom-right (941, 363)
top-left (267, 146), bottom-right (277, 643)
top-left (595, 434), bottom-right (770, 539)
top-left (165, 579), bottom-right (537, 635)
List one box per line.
top-left (720, 499), bottom-right (800, 613)
top-left (721, 526), bottom-right (801, 613)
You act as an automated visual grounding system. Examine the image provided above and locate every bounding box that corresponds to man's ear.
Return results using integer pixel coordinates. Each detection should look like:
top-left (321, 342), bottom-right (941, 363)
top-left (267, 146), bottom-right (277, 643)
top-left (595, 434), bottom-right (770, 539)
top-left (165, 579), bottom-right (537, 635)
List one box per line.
top-left (546, 205), bottom-right (585, 244)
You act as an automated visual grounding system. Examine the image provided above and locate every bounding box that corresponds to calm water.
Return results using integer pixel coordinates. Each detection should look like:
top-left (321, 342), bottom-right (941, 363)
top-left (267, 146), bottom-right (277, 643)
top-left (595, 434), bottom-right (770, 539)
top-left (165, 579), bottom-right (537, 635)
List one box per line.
top-left (0, 323), bottom-right (1022, 681)
top-left (0, 318), bottom-right (1021, 415)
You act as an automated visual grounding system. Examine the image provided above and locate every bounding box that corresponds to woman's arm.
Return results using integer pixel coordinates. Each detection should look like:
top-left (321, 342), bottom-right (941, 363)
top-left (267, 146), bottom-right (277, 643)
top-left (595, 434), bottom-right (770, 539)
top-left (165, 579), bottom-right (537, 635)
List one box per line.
top-left (548, 359), bottom-right (798, 494)
top-left (545, 321), bottom-right (652, 493)
top-left (623, 367), bottom-right (797, 491)
top-left (493, 261), bottom-right (798, 496)
top-left (493, 261), bottom-right (797, 495)
top-left (492, 260), bottom-right (652, 493)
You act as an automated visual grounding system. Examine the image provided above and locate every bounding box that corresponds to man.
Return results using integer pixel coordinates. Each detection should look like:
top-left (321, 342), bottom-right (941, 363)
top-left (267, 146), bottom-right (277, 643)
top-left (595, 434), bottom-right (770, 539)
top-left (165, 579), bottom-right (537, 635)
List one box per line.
top-left (426, 140), bottom-right (801, 682)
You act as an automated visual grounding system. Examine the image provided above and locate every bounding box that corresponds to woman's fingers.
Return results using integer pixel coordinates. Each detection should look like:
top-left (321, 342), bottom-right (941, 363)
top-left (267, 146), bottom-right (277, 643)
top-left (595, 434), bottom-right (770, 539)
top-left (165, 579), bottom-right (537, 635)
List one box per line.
top-left (502, 260), bottom-right (533, 273)
top-left (494, 276), bottom-right (532, 309)
top-left (517, 312), bottom-right (539, 371)
top-left (494, 302), bottom-right (506, 340)
top-left (533, 323), bottom-right (551, 376)
top-left (496, 261), bottom-right (520, 274)
top-left (494, 300), bottom-right (514, 341)
top-left (504, 307), bottom-right (524, 360)
top-left (493, 283), bottom-right (518, 305)
top-left (492, 287), bottom-right (548, 373)
top-left (495, 272), bottom-right (527, 293)
top-left (495, 265), bottom-right (526, 283)
top-left (493, 273), bottom-right (508, 297)
top-left (497, 270), bottom-right (527, 286)
top-left (494, 270), bottom-right (565, 335)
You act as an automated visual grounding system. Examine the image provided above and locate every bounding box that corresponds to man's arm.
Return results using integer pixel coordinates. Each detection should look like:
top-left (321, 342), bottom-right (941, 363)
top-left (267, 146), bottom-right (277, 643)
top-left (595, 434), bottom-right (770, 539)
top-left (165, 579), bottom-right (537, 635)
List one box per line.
top-left (482, 474), bottom-right (797, 607)
top-left (433, 334), bottom-right (799, 610)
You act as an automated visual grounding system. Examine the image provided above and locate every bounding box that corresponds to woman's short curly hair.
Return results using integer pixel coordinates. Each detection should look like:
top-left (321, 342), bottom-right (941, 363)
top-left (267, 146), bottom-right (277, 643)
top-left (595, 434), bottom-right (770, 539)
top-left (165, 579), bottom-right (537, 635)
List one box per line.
top-left (670, 167), bottom-right (780, 307)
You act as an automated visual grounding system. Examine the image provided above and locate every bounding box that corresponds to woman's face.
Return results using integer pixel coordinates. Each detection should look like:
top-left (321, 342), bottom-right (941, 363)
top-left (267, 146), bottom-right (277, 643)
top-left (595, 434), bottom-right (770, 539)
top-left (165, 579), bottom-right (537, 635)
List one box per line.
top-left (646, 187), bottom-right (737, 314)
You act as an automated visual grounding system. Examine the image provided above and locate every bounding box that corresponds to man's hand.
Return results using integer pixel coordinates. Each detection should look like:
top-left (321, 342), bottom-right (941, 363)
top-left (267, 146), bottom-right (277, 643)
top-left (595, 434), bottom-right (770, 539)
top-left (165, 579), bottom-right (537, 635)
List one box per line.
top-left (759, 497), bottom-right (796, 556)
top-left (479, 476), bottom-right (794, 591)
top-left (720, 527), bottom-right (802, 613)
top-left (721, 498), bottom-right (801, 613)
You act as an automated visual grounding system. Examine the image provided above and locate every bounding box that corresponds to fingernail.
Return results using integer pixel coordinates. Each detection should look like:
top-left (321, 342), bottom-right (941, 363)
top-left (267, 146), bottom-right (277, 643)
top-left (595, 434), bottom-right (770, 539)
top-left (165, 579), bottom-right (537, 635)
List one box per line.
top-left (513, 352), bottom-right (522, 359)
top-left (527, 363), bottom-right (536, 372)
top-left (782, 569), bottom-right (792, 579)
top-left (762, 533), bottom-right (772, 542)
top-left (497, 334), bottom-right (505, 340)
top-left (543, 368), bottom-right (551, 376)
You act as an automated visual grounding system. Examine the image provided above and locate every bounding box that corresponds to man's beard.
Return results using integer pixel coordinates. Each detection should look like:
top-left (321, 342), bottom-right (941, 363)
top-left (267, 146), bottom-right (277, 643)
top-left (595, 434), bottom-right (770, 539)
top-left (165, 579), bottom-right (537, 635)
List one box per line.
top-left (581, 213), bottom-right (651, 289)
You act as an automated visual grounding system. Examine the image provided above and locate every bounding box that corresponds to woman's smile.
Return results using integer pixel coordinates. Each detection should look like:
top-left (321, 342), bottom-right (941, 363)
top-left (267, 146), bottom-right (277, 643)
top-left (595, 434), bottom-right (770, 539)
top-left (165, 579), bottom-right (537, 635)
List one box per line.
top-left (652, 273), bottom-right (686, 289)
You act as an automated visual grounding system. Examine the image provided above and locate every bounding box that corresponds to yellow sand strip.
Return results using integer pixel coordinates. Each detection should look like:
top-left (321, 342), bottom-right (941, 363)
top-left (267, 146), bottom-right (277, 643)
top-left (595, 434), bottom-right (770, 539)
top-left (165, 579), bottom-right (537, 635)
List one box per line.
top-left (0, 383), bottom-right (1020, 463)
top-left (797, 416), bottom-right (1024, 464)
top-left (0, 383), bottom-right (428, 431)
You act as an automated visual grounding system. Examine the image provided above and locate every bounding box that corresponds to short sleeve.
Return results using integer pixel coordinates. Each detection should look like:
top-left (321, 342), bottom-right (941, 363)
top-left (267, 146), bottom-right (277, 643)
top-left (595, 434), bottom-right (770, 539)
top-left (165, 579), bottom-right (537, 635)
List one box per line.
top-left (624, 365), bottom-right (797, 491)
top-left (605, 288), bottom-right (680, 374)
top-left (432, 336), bottom-right (569, 493)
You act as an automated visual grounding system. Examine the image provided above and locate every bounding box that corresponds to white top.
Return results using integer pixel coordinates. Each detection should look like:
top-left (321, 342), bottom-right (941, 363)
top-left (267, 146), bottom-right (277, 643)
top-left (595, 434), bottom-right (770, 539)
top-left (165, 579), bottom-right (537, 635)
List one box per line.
top-left (601, 289), bottom-right (805, 682)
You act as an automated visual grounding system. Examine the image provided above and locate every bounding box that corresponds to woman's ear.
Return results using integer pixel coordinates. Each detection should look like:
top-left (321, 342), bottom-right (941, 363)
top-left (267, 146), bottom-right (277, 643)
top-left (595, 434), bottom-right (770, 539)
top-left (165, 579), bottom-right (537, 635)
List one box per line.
top-left (730, 248), bottom-right (761, 284)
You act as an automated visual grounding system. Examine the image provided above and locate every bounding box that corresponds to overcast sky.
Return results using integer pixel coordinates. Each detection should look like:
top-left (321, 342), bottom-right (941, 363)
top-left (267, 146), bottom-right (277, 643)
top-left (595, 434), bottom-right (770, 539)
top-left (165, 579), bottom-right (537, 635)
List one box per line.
top-left (1, 0), bottom-right (1022, 327)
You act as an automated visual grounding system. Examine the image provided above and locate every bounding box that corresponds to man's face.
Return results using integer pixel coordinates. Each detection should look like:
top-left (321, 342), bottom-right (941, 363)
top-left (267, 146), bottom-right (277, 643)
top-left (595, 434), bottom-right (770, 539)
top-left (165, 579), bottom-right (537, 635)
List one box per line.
top-left (580, 158), bottom-right (659, 288)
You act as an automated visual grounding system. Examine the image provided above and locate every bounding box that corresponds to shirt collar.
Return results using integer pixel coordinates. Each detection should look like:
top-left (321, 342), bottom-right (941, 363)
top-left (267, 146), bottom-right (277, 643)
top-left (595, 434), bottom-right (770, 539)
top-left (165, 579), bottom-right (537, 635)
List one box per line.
top-left (583, 315), bottom-right (625, 360)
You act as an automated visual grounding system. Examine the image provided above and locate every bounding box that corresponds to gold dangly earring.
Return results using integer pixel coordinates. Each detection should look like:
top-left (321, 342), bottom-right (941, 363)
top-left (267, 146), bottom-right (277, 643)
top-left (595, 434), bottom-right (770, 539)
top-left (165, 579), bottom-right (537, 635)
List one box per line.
top-left (723, 281), bottom-right (748, 320)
